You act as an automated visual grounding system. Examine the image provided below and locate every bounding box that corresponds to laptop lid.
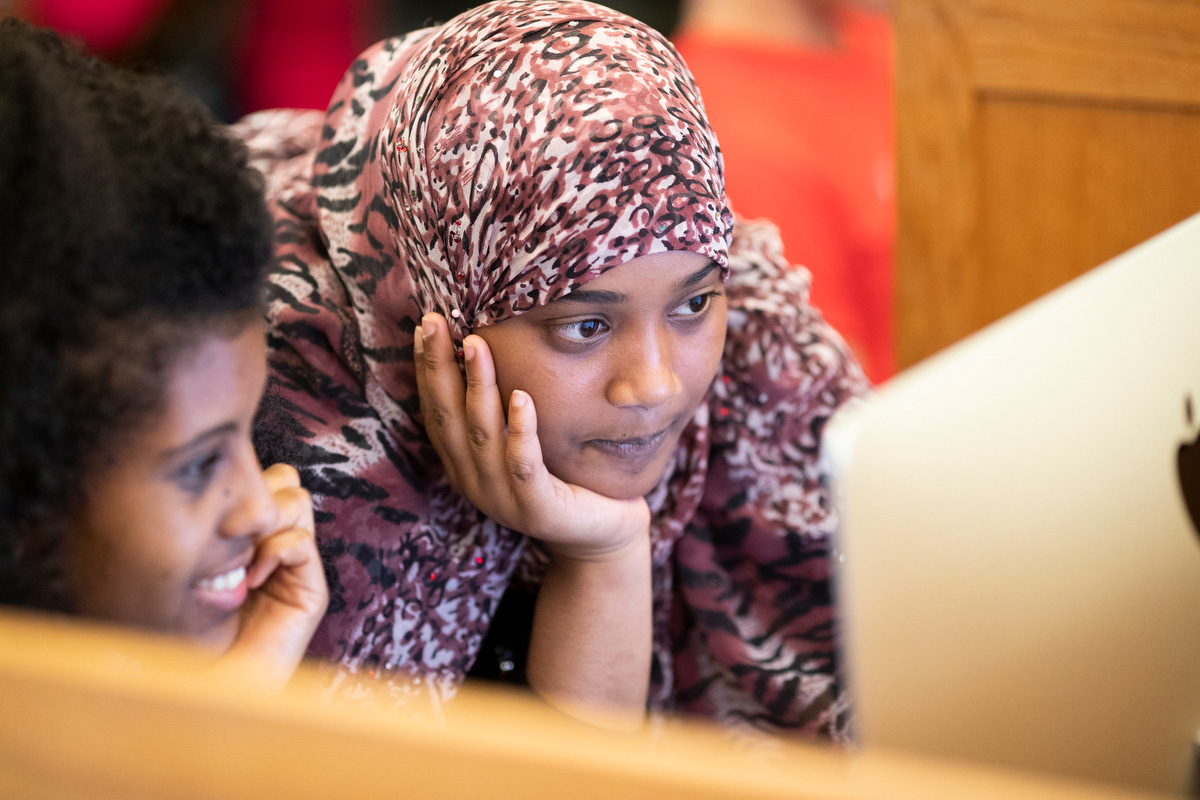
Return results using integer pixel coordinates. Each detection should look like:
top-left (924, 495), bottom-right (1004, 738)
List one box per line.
top-left (824, 213), bottom-right (1200, 793)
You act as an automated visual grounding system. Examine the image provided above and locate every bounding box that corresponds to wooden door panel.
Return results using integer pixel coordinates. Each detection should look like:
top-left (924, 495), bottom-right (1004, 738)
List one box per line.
top-left (895, 0), bottom-right (1200, 368)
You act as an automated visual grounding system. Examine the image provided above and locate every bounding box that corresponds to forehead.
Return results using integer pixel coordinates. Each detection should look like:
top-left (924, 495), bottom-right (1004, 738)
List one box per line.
top-left (151, 323), bottom-right (267, 441)
top-left (570, 251), bottom-right (721, 292)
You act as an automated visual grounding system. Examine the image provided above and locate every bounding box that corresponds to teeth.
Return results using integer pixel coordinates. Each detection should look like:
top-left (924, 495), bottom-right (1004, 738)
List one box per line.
top-left (198, 565), bottom-right (246, 592)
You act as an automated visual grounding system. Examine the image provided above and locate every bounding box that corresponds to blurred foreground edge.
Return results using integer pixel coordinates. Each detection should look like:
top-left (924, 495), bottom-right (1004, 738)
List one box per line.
top-left (0, 608), bottom-right (1173, 800)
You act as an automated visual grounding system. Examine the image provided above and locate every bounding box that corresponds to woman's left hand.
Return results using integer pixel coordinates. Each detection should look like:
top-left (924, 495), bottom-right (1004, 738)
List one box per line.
top-left (414, 312), bottom-right (650, 561)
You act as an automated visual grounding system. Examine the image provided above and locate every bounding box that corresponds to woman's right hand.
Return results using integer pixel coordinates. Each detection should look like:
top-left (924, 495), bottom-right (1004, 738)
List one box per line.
top-left (216, 463), bottom-right (327, 688)
top-left (418, 313), bottom-right (653, 724)
top-left (414, 313), bottom-right (650, 561)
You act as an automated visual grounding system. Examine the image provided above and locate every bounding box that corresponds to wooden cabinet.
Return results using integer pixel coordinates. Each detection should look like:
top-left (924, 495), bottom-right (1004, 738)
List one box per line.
top-left (896, 0), bottom-right (1200, 368)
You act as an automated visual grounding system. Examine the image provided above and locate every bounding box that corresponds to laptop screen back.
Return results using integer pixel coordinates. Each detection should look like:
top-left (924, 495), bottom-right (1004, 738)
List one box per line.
top-left (824, 213), bottom-right (1200, 793)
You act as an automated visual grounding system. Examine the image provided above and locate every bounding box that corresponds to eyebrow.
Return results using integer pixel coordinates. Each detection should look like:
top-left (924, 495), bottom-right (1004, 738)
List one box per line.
top-left (159, 422), bottom-right (239, 463)
top-left (677, 259), bottom-right (721, 291)
top-left (558, 259), bottom-right (721, 305)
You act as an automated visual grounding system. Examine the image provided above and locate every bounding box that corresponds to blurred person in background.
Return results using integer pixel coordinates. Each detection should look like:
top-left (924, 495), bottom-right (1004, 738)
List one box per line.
top-left (673, 0), bottom-right (895, 381)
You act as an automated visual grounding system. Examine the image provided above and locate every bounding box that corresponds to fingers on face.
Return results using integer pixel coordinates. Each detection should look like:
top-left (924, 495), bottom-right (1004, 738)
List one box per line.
top-left (243, 475), bottom-right (317, 588)
top-left (246, 527), bottom-right (324, 593)
top-left (504, 390), bottom-right (552, 503)
top-left (414, 317), bottom-right (552, 525)
top-left (415, 313), bottom-right (471, 488)
top-left (462, 334), bottom-right (508, 478)
top-left (271, 484), bottom-right (314, 536)
top-left (262, 462), bottom-right (301, 492)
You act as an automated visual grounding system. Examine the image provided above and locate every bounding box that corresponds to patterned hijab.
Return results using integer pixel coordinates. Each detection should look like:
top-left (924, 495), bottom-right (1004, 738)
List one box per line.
top-left (237, 0), bottom-right (865, 737)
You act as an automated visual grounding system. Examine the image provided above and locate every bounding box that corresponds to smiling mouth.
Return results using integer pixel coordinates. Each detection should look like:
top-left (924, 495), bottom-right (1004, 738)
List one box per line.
top-left (586, 428), bottom-right (671, 460)
top-left (193, 564), bottom-right (249, 612)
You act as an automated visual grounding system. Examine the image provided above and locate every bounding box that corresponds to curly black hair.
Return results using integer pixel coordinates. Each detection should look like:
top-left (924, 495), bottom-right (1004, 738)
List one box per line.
top-left (0, 19), bottom-right (273, 610)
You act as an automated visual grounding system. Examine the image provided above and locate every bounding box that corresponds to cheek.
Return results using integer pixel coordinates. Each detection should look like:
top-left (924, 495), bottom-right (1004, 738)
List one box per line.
top-left (71, 491), bottom-right (209, 627)
top-left (681, 315), bottom-right (728, 398)
top-left (487, 346), bottom-right (610, 474)
top-left (502, 358), bottom-right (599, 453)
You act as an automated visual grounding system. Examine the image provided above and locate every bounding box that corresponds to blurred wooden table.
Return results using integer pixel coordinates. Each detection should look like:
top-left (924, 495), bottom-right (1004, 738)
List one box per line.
top-left (0, 610), bottom-right (1175, 800)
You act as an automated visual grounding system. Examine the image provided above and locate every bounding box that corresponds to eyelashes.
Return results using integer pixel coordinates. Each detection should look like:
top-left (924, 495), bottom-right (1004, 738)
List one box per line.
top-left (173, 448), bottom-right (225, 495)
top-left (554, 317), bottom-right (608, 343)
top-left (676, 288), bottom-right (723, 317)
top-left (548, 288), bottom-right (725, 347)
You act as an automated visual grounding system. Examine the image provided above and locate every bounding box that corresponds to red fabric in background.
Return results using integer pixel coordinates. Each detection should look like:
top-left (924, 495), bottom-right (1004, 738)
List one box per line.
top-left (233, 0), bottom-right (371, 113)
top-left (27, 0), bottom-right (370, 116)
top-left (27, 0), bottom-right (170, 56)
top-left (674, 9), bottom-right (895, 381)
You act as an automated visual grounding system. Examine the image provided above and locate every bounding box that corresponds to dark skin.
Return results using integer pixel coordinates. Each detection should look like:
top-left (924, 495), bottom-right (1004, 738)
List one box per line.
top-left (414, 251), bottom-right (728, 725)
top-left (67, 322), bottom-right (328, 687)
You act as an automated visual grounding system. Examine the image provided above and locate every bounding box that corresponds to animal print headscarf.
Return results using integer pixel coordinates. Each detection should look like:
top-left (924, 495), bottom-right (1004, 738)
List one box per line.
top-left (236, 0), bottom-right (866, 738)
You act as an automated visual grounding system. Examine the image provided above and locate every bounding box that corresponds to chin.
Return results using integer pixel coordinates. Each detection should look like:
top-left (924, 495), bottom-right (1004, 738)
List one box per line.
top-left (583, 479), bottom-right (656, 501)
top-left (559, 458), bottom-right (672, 502)
top-left (187, 611), bottom-right (241, 653)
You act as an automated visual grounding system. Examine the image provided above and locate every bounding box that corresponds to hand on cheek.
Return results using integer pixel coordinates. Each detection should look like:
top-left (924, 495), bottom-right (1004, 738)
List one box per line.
top-left (414, 313), bottom-right (650, 561)
top-left (218, 463), bottom-right (328, 688)
top-left (246, 465), bottom-right (318, 590)
top-left (415, 313), bottom-right (653, 722)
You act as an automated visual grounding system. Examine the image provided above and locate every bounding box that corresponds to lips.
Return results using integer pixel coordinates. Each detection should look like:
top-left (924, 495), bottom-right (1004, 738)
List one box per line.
top-left (193, 561), bottom-right (250, 612)
top-left (585, 427), bottom-right (671, 460)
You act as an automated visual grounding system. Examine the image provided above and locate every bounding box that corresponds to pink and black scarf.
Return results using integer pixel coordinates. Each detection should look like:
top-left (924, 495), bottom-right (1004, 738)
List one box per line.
top-left (235, 0), bottom-right (866, 738)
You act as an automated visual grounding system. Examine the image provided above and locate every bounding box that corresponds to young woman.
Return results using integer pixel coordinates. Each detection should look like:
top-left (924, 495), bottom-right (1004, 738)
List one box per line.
top-left (240, 0), bottom-right (867, 735)
top-left (0, 20), bottom-right (327, 687)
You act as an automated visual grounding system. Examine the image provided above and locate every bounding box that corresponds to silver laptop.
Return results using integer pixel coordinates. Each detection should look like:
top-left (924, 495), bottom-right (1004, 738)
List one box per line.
top-left (824, 212), bottom-right (1200, 794)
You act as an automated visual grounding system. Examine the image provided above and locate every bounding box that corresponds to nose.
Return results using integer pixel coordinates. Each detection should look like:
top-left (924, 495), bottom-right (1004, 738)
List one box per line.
top-left (605, 328), bottom-right (683, 410)
top-left (217, 446), bottom-right (276, 541)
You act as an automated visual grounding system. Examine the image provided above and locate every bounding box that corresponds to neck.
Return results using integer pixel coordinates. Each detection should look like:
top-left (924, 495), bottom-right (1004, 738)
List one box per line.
top-left (677, 0), bottom-right (844, 50)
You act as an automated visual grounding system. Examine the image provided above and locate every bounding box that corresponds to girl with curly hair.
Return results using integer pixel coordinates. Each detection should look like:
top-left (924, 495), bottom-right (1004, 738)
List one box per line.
top-left (0, 19), bottom-right (327, 687)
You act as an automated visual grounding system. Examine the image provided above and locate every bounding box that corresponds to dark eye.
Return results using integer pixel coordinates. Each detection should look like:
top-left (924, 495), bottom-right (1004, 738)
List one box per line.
top-left (673, 291), bottom-right (718, 317)
top-left (175, 450), bottom-right (224, 495)
top-left (577, 320), bottom-right (603, 338)
top-left (556, 318), bottom-right (609, 343)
